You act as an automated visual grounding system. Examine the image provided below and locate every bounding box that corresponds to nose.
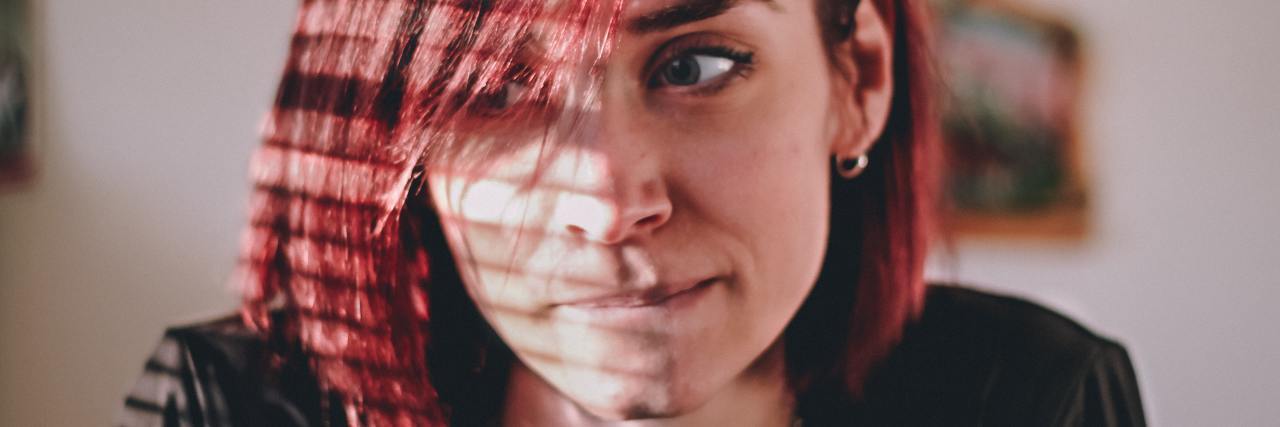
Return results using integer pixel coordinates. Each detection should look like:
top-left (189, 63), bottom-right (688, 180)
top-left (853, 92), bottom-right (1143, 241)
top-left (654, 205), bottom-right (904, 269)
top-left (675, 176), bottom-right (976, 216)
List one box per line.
top-left (540, 73), bottom-right (673, 244)
top-left (549, 124), bottom-right (672, 244)
top-left (559, 177), bottom-right (672, 244)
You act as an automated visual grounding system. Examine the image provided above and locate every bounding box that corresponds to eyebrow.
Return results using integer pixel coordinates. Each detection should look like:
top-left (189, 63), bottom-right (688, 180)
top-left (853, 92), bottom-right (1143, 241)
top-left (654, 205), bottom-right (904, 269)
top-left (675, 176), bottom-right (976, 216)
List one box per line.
top-left (625, 0), bottom-right (776, 34)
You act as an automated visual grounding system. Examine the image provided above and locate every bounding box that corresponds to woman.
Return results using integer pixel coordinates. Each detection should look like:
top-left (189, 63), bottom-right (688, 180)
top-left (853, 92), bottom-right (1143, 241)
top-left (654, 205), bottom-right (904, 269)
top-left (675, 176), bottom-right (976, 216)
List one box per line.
top-left (120, 0), bottom-right (1145, 425)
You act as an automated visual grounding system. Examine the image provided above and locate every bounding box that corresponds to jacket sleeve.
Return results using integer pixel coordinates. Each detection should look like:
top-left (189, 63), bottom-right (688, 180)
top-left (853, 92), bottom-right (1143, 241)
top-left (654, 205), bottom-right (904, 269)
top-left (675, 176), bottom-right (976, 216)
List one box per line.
top-left (116, 320), bottom-right (319, 427)
top-left (117, 330), bottom-right (206, 427)
top-left (1058, 341), bottom-right (1148, 426)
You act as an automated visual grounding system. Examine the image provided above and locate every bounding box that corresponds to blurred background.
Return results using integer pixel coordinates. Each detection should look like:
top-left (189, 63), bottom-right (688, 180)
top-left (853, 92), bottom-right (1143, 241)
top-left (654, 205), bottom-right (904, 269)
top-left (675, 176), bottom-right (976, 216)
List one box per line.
top-left (1, 0), bottom-right (1277, 425)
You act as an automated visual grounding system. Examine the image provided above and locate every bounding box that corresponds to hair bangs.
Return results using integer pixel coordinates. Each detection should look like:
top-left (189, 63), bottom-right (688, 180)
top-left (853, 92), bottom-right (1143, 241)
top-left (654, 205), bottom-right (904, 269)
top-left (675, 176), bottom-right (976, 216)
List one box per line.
top-left (237, 0), bottom-right (626, 424)
top-left (397, 0), bottom-right (626, 172)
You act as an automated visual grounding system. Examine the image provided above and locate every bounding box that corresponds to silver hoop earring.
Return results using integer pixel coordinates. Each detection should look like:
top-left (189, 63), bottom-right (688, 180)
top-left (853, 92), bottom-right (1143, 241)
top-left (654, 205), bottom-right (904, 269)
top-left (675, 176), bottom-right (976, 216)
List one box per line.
top-left (835, 154), bottom-right (869, 179)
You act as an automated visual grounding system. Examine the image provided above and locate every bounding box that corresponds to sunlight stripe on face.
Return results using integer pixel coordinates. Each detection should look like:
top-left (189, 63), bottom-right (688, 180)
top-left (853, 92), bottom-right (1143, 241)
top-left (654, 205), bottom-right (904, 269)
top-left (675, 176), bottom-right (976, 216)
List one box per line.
top-left (452, 179), bottom-right (526, 226)
top-left (440, 177), bottom-right (617, 238)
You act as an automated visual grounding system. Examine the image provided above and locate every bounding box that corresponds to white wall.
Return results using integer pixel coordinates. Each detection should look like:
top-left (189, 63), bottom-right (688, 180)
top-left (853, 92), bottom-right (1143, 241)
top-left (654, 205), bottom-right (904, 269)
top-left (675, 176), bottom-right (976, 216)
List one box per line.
top-left (1, 0), bottom-right (1277, 425)
top-left (0, 1), bottom-right (295, 425)
top-left (932, 0), bottom-right (1280, 425)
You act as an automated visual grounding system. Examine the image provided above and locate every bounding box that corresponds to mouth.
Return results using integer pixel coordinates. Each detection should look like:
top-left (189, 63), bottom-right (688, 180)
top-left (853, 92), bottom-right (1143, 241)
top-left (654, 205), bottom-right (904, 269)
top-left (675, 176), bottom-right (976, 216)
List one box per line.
top-left (555, 277), bottom-right (721, 309)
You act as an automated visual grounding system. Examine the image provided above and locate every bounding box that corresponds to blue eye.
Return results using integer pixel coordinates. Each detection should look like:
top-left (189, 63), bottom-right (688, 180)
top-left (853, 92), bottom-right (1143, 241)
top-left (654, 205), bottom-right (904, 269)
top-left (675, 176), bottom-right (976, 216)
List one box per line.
top-left (658, 54), bottom-right (738, 87)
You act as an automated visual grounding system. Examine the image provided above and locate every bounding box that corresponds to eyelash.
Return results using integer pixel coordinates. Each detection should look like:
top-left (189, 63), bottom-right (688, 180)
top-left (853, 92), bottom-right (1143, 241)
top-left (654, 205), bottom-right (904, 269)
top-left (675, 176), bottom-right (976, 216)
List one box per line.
top-left (465, 38), bottom-right (756, 122)
top-left (646, 42), bottom-right (756, 97)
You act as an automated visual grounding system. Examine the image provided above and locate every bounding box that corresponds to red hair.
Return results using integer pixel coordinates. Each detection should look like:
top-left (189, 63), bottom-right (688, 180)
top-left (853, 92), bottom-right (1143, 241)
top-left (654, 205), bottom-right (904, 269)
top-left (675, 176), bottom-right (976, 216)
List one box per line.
top-left (787, 0), bottom-right (939, 405)
top-left (235, 0), bottom-right (937, 424)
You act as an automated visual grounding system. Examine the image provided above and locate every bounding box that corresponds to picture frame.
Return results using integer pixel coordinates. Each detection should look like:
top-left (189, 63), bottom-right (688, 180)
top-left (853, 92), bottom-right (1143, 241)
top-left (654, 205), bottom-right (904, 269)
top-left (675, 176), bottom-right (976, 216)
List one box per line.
top-left (934, 0), bottom-right (1090, 238)
top-left (1, 0), bottom-right (31, 186)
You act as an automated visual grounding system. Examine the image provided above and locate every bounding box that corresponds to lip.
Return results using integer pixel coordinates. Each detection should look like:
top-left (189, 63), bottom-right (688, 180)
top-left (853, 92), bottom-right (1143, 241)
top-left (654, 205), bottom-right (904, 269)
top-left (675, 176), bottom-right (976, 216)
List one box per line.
top-left (554, 277), bottom-right (720, 309)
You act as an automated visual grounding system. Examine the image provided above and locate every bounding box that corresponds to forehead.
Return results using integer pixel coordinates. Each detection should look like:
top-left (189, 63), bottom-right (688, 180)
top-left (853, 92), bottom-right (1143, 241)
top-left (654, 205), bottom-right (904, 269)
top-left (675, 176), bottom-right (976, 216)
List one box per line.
top-left (624, 0), bottom-right (732, 35)
top-left (524, 0), bottom-right (785, 44)
top-left (620, 0), bottom-right (780, 30)
top-left (621, 0), bottom-right (769, 15)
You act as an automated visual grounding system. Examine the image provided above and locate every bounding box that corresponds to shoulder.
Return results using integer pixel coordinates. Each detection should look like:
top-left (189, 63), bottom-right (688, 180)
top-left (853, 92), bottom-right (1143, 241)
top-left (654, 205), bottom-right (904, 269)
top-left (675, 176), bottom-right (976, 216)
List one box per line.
top-left (162, 314), bottom-right (264, 364)
top-left (918, 285), bottom-right (1121, 362)
top-left (852, 285), bottom-right (1146, 426)
top-left (117, 314), bottom-right (328, 427)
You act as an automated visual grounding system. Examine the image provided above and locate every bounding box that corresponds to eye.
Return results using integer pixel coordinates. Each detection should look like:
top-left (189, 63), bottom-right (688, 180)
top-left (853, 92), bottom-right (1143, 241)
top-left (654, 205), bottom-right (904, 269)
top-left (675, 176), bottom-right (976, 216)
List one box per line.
top-left (491, 82), bottom-right (529, 110)
top-left (646, 42), bottom-right (755, 94)
top-left (471, 81), bottom-right (530, 116)
top-left (657, 54), bottom-right (737, 87)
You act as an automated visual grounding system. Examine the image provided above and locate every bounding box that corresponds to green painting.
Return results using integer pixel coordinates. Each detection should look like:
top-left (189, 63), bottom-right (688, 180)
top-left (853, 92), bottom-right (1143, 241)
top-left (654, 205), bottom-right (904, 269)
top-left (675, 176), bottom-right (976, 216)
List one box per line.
top-left (1, 0), bottom-right (30, 184)
top-left (935, 0), bottom-right (1089, 237)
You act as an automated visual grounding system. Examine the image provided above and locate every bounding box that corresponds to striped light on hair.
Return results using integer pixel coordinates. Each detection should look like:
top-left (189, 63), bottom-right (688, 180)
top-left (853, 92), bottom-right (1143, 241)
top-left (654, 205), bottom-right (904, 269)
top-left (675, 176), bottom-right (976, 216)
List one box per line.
top-left (235, 0), bottom-right (624, 424)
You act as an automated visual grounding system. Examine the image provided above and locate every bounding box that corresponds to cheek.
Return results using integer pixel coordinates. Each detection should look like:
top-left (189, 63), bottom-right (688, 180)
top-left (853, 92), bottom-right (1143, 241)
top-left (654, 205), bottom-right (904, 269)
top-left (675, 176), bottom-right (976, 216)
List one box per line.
top-left (674, 69), bottom-right (834, 272)
top-left (665, 66), bottom-right (836, 349)
top-left (425, 172), bottom-right (539, 310)
top-left (706, 134), bottom-right (830, 316)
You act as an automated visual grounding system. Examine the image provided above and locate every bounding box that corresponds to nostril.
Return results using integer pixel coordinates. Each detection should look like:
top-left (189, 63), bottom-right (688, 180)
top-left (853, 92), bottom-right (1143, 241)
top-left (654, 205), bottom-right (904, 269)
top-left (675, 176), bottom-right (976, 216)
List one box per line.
top-left (565, 224), bottom-right (588, 236)
top-left (635, 214), bottom-right (664, 229)
top-left (562, 199), bottom-right (671, 243)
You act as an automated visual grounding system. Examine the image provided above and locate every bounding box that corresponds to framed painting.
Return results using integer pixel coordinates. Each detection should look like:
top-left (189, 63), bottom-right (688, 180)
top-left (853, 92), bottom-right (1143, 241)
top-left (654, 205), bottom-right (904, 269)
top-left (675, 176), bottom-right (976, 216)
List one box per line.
top-left (1, 0), bottom-right (31, 186)
top-left (934, 0), bottom-right (1090, 238)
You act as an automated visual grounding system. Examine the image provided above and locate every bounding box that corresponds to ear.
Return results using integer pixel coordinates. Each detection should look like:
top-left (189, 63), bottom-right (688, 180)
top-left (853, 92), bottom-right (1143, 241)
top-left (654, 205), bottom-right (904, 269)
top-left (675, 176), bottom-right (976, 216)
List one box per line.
top-left (827, 0), bottom-right (895, 158)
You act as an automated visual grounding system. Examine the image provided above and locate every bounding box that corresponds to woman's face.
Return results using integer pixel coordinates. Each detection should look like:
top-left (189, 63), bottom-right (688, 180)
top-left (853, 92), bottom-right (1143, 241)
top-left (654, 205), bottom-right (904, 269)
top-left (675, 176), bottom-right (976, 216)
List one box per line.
top-left (427, 0), bottom-right (866, 419)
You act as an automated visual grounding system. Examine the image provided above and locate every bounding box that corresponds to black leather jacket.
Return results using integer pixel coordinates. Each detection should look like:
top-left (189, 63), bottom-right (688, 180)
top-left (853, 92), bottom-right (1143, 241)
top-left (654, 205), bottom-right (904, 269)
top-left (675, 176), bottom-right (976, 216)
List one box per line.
top-left (118, 286), bottom-right (1146, 426)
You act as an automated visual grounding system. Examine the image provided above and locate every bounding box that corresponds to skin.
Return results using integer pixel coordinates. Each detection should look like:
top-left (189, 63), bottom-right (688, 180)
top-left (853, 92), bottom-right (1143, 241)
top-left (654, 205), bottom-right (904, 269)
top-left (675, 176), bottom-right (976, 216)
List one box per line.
top-left (425, 0), bottom-right (895, 425)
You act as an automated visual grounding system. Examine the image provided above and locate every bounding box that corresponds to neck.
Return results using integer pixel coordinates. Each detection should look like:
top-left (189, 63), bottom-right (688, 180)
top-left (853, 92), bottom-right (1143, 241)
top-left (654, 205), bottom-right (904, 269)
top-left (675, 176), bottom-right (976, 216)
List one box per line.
top-left (499, 343), bottom-right (795, 427)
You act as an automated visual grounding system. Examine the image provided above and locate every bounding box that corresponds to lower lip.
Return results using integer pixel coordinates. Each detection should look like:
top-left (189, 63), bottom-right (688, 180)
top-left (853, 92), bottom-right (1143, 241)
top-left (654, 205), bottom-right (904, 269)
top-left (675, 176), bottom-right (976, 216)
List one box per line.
top-left (555, 278), bottom-right (720, 323)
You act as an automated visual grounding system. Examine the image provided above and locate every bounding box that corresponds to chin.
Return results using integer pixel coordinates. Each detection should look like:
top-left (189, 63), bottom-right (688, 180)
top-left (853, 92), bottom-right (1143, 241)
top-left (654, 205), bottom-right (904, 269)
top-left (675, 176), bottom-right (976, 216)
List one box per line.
top-left (578, 391), bottom-right (699, 421)
top-left (562, 369), bottom-right (709, 421)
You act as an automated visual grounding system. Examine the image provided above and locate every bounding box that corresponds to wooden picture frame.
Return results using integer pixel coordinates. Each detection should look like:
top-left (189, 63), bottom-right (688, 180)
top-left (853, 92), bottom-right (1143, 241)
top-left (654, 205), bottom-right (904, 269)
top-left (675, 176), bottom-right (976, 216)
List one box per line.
top-left (0, 0), bottom-right (31, 186)
top-left (934, 0), bottom-right (1090, 239)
